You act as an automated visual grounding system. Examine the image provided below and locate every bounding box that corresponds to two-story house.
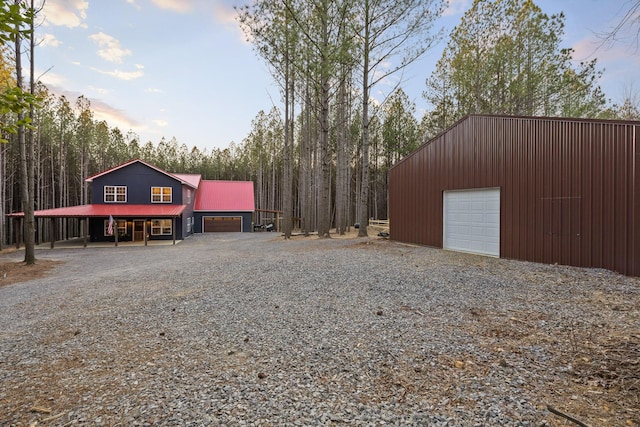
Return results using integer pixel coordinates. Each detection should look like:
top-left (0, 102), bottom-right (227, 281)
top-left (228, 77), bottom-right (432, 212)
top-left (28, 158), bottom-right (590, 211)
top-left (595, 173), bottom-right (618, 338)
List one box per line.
top-left (8, 159), bottom-right (255, 247)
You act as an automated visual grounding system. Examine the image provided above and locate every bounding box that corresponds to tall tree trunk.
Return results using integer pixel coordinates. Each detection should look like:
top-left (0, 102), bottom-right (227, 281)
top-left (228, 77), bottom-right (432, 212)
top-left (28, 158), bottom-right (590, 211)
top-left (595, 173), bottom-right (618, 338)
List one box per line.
top-left (335, 71), bottom-right (348, 235)
top-left (16, 0), bottom-right (36, 263)
top-left (358, 3), bottom-right (371, 237)
top-left (282, 33), bottom-right (294, 238)
top-left (300, 86), bottom-right (312, 236)
top-left (298, 96), bottom-right (307, 235)
top-left (317, 4), bottom-right (331, 238)
top-left (29, 0), bottom-right (37, 243)
top-left (318, 79), bottom-right (331, 237)
top-left (0, 144), bottom-right (5, 249)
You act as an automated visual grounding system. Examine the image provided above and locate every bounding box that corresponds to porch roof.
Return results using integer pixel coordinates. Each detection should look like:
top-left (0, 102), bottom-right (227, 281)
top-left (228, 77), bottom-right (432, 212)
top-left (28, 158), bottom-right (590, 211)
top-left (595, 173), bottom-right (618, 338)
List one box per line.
top-left (7, 204), bottom-right (187, 218)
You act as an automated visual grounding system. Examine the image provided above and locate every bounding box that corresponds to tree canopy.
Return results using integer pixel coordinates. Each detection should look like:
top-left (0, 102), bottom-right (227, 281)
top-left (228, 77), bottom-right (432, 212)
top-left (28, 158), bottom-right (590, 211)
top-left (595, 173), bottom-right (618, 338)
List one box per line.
top-left (422, 0), bottom-right (607, 136)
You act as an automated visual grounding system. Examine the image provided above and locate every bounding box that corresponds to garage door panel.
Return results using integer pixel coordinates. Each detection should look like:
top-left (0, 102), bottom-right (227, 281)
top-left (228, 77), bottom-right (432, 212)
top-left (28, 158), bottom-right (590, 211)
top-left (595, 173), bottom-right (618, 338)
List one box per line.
top-left (203, 216), bottom-right (242, 232)
top-left (444, 188), bottom-right (500, 257)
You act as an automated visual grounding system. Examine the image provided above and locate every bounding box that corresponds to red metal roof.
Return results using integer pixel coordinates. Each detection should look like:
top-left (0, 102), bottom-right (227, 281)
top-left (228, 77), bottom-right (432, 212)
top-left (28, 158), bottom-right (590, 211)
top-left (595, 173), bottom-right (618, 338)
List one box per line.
top-left (172, 173), bottom-right (201, 188)
top-left (85, 159), bottom-right (200, 189)
top-left (7, 204), bottom-right (187, 218)
top-left (194, 181), bottom-right (254, 212)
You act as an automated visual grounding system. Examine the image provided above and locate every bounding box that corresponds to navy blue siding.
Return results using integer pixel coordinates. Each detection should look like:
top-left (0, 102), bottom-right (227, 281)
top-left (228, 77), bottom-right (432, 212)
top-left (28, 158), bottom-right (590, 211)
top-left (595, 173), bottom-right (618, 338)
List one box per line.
top-left (91, 162), bottom-right (183, 205)
top-left (89, 218), bottom-right (186, 242)
top-left (182, 186), bottom-right (196, 237)
top-left (88, 162), bottom-right (193, 242)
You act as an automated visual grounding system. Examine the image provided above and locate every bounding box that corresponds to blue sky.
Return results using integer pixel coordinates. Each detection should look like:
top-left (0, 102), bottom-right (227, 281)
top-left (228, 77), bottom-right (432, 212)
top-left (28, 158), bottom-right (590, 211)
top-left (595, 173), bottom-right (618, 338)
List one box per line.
top-left (36, 0), bottom-right (640, 152)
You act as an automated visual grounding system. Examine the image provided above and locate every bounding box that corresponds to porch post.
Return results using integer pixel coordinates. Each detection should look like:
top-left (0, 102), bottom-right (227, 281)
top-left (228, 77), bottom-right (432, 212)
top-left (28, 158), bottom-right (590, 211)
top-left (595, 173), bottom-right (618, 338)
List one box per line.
top-left (15, 218), bottom-right (21, 249)
top-left (50, 218), bottom-right (55, 248)
top-left (172, 217), bottom-right (176, 245)
top-left (114, 217), bottom-right (118, 247)
top-left (83, 217), bottom-right (88, 248)
top-left (144, 218), bottom-right (148, 246)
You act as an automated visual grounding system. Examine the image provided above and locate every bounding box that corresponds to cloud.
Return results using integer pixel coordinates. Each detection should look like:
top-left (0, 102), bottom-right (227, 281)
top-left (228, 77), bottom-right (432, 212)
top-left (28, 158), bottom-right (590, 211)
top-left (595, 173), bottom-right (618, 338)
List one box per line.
top-left (40, 84), bottom-right (141, 130)
top-left (571, 35), bottom-right (640, 69)
top-left (151, 0), bottom-right (194, 13)
top-left (153, 119), bottom-right (169, 127)
top-left (572, 36), bottom-right (606, 61)
top-left (91, 67), bottom-right (145, 81)
top-left (89, 32), bottom-right (132, 64)
top-left (213, 2), bottom-right (238, 25)
top-left (42, 0), bottom-right (89, 28)
top-left (91, 99), bottom-right (141, 130)
top-left (145, 88), bottom-right (163, 93)
top-left (40, 33), bottom-right (61, 47)
top-left (126, 0), bottom-right (141, 10)
top-left (213, 1), bottom-right (248, 42)
top-left (89, 86), bottom-right (110, 95)
top-left (443, 0), bottom-right (469, 17)
top-left (38, 71), bottom-right (67, 87)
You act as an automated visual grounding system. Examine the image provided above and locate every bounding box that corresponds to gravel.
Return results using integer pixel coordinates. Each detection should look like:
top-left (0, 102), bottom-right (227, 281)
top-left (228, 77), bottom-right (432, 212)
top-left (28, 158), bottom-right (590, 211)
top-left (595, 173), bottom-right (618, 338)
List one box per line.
top-left (0, 233), bottom-right (638, 426)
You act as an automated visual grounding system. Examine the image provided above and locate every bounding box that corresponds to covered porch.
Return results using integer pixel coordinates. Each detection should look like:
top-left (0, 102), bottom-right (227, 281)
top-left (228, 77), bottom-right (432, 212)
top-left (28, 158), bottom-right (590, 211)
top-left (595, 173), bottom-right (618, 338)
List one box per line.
top-left (7, 204), bottom-right (186, 249)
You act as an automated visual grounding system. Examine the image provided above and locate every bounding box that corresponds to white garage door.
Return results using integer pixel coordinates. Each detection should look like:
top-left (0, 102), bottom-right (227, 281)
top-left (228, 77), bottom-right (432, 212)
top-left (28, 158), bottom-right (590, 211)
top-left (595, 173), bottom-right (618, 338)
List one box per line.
top-left (443, 188), bottom-right (500, 257)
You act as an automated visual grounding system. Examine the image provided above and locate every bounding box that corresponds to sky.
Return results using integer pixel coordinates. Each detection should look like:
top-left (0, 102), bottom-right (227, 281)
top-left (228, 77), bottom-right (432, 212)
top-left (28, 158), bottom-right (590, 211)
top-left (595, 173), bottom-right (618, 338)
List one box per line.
top-left (35, 0), bottom-right (640, 152)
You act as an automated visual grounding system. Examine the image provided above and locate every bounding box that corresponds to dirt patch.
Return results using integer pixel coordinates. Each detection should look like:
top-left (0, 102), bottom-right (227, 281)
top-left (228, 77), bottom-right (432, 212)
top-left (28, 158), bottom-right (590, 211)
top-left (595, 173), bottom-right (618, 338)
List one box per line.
top-left (0, 259), bottom-right (63, 287)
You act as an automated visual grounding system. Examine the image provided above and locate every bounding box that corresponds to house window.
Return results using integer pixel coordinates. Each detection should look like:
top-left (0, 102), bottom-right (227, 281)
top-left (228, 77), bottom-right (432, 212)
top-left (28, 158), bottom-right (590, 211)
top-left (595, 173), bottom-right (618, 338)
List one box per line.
top-left (187, 189), bottom-right (192, 204)
top-left (104, 186), bottom-right (127, 203)
top-left (151, 219), bottom-right (172, 235)
top-left (152, 186), bottom-right (172, 203)
top-left (187, 216), bottom-right (192, 232)
top-left (104, 219), bottom-right (127, 236)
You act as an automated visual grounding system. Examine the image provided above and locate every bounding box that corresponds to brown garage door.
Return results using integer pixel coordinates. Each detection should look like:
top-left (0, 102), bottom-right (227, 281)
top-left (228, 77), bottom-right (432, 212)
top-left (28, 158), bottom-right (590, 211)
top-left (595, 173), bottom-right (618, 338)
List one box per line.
top-left (204, 216), bottom-right (242, 232)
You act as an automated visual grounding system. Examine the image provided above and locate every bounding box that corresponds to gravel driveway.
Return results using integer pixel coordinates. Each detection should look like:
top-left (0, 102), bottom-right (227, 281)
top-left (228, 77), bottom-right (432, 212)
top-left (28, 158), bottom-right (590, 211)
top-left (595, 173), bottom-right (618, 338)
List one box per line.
top-left (1, 233), bottom-right (638, 426)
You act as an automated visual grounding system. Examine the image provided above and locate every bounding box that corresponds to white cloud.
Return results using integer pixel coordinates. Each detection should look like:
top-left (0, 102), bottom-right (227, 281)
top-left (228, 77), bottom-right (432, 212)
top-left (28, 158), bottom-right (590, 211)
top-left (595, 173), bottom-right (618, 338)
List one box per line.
top-left (126, 0), bottom-right (141, 10)
top-left (151, 0), bottom-right (194, 13)
top-left (92, 102), bottom-right (141, 130)
top-left (145, 88), bottom-right (163, 93)
top-left (573, 35), bottom-right (640, 64)
top-left (39, 84), bottom-right (141, 131)
top-left (40, 33), bottom-right (61, 47)
top-left (443, 0), bottom-right (469, 17)
top-left (213, 2), bottom-right (237, 25)
top-left (89, 32), bottom-right (132, 64)
top-left (42, 0), bottom-right (89, 28)
top-left (89, 86), bottom-right (110, 95)
top-left (153, 119), bottom-right (169, 127)
top-left (38, 71), bottom-right (66, 87)
top-left (91, 67), bottom-right (145, 81)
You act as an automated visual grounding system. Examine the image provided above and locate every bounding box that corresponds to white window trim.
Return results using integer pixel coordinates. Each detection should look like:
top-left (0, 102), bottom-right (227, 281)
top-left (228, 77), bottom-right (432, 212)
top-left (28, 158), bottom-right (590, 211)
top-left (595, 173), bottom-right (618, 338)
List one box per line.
top-left (104, 219), bottom-right (126, 236)
top-left (151, 186), bottom-right (172, 203)
top-left (104, 185), bottom-right (127, 203)
top-left (151, 219), bottom-right (172, 235)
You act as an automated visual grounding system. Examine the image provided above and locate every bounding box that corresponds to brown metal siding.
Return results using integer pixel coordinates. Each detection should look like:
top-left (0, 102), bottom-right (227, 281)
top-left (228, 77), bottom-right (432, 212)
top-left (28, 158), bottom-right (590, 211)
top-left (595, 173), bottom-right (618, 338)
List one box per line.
top-left (389, 115), bottom-right (640, 276)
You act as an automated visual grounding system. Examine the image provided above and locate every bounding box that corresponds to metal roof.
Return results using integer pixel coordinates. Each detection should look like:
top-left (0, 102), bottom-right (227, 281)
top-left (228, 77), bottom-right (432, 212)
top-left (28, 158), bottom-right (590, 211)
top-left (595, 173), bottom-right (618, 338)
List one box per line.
top-left (194, 180), bottom-right (255, 212)
top-left (172, 173), bottom-right (201, 188)
top-left (7, 204), bottom-right (187, 218)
